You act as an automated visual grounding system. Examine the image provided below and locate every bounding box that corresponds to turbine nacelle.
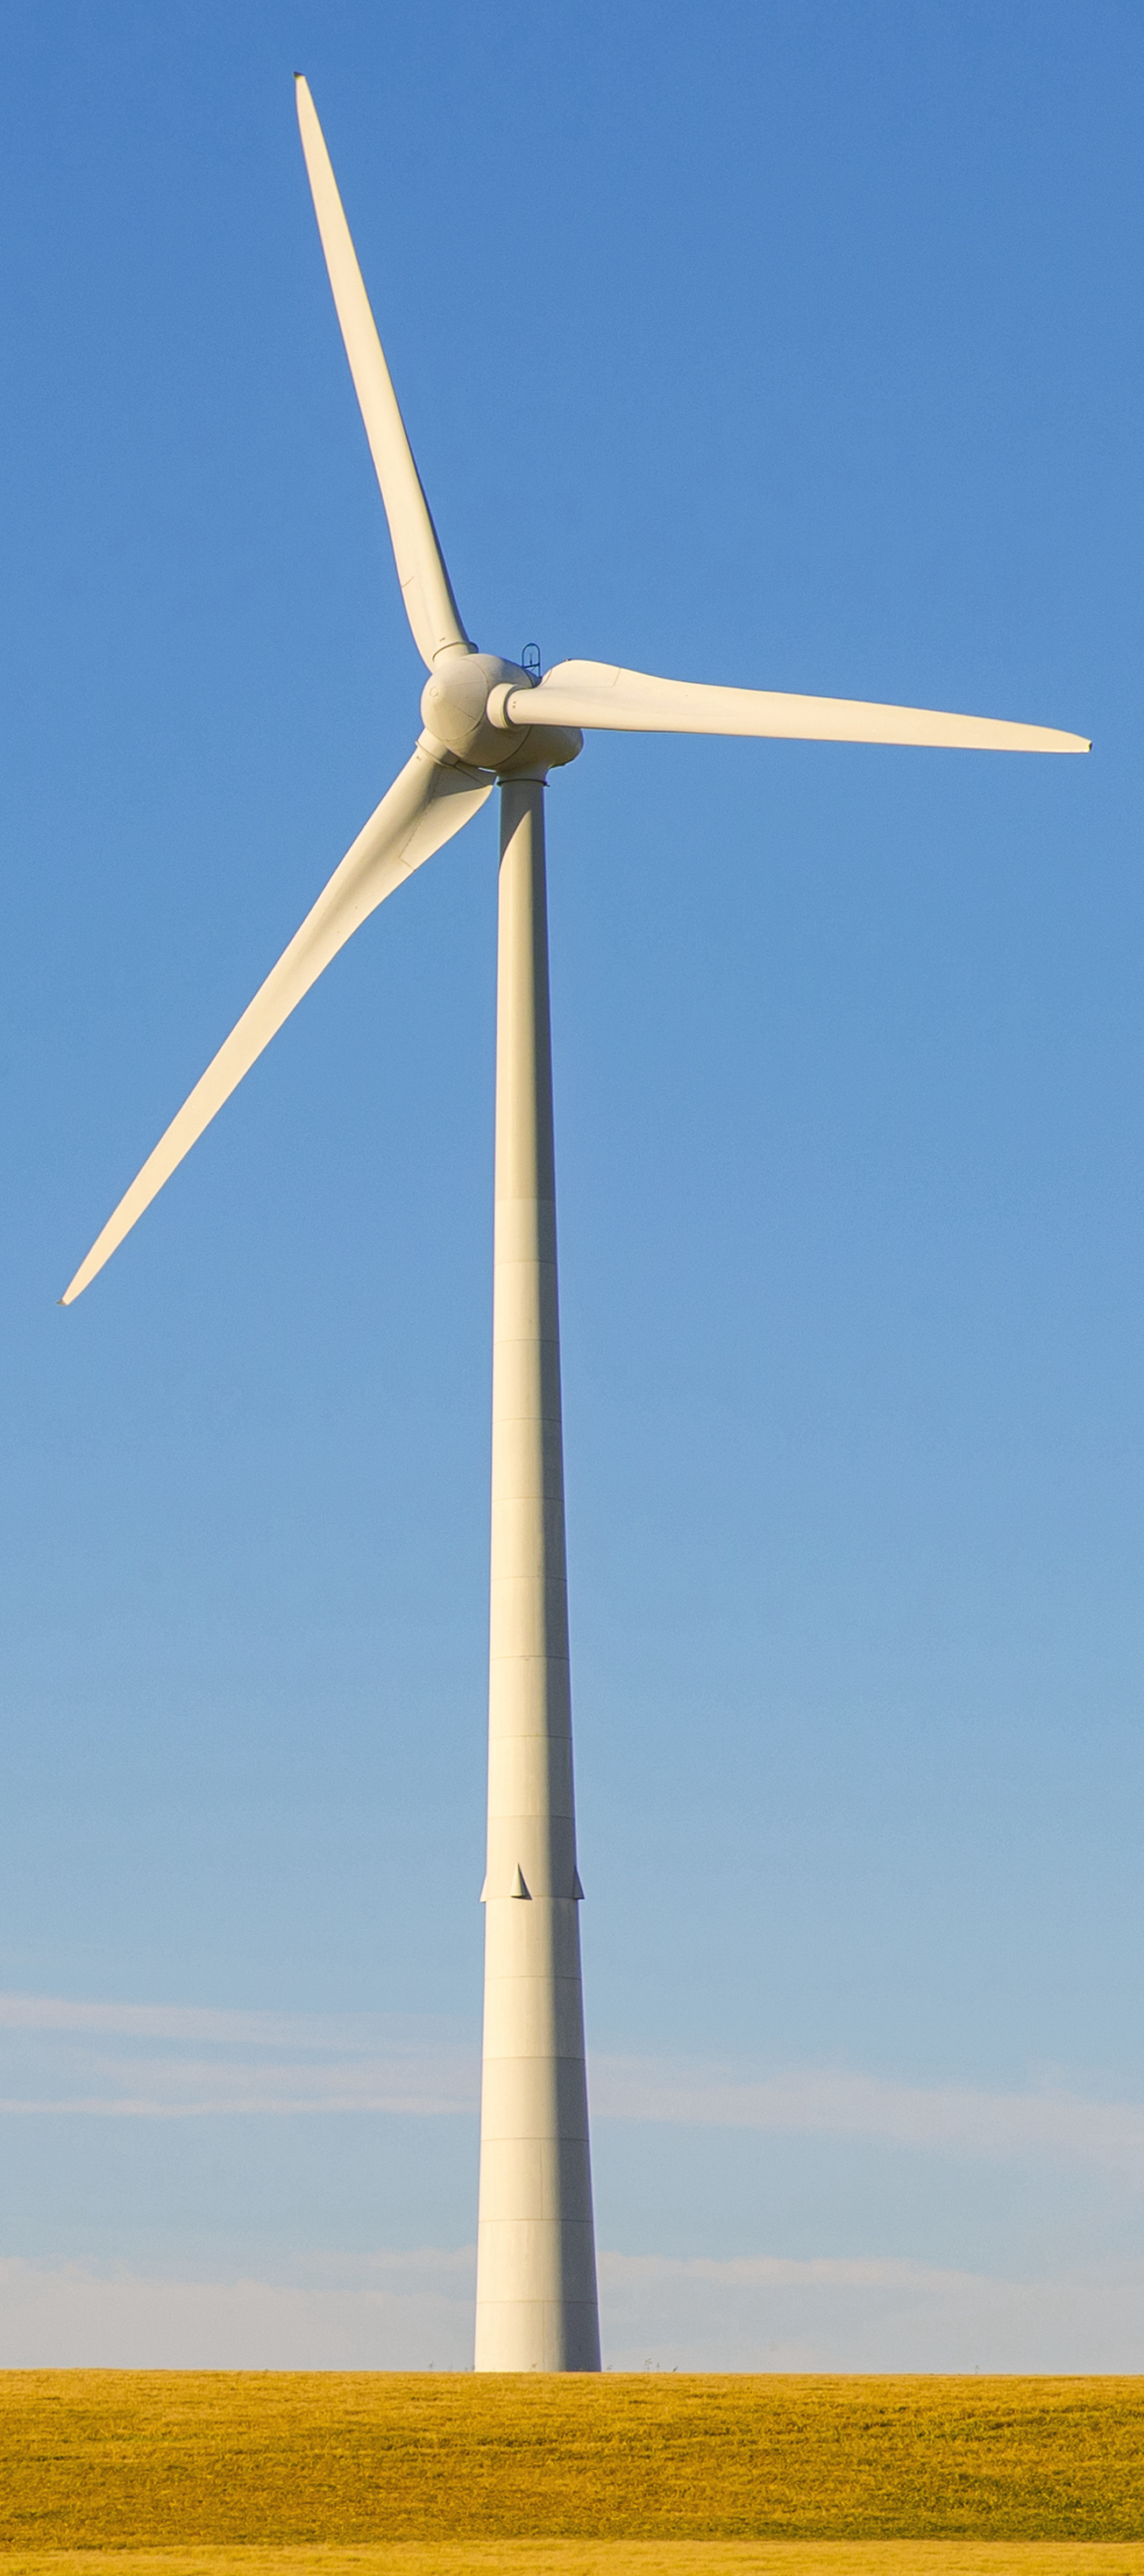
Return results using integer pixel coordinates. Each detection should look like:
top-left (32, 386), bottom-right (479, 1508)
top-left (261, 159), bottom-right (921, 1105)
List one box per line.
top-left (420, 650), bottom-right (583, 778)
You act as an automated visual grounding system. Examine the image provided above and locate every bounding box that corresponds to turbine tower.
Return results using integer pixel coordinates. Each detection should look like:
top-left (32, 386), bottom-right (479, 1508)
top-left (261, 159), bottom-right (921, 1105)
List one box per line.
top-left (61, 79), bottom-right (1090, 2376)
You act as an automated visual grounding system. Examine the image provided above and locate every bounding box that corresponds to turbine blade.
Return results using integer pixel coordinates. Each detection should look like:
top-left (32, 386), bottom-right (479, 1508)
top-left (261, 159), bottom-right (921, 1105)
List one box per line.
top-left (506, 661), bottom-right (1090, 755)
top-left (61, 747), bottom-right (492, 1305)
top-left (295, 76), bottom-right (471, 670)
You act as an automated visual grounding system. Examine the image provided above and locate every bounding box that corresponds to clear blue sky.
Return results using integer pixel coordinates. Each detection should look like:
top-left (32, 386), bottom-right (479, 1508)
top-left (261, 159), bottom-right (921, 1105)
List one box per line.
top-left (3, 0), bottom-right (1142, 2366)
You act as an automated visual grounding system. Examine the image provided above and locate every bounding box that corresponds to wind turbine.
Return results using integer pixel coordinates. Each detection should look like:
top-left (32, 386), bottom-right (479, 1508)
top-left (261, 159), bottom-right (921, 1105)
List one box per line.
top-left (62, 77), bottom-right (1090, 2374)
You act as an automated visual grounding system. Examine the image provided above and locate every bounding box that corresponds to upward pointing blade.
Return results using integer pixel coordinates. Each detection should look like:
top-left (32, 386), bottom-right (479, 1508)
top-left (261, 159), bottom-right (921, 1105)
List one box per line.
top-left (507, 660), bottom-right (1090, 755)
top-left (61, 749), bottom-right (492, 1306)
top-left (295, 77), bottom-right (471, 670)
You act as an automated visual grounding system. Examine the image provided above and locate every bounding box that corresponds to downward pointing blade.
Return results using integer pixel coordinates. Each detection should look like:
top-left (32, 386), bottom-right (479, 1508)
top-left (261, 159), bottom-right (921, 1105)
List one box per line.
top-left (61, 749), bottom-right (492, 1306)
top-left (295, 77), bottom-right (471, 670)
top-left (508, 661), bottom-right (1090, 754)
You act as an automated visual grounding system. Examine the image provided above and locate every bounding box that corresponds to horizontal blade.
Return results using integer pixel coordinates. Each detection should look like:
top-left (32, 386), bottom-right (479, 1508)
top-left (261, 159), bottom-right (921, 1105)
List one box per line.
top-left (506, 661), bottom-right (1090, 754)
top-left (61, 748), bottom-right (492, 1306)
top-left (295, 76), bottom-right (471, 670)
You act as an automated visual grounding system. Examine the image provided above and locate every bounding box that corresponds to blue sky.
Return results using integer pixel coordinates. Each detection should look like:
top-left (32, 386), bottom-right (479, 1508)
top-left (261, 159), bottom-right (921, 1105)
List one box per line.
top-left (3, 0), bottom-right (1143, 2366)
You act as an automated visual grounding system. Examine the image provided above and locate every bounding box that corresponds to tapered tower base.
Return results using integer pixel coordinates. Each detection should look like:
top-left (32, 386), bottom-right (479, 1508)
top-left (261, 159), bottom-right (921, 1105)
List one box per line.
top-left (474, 1895), bottom-right (600, 2372)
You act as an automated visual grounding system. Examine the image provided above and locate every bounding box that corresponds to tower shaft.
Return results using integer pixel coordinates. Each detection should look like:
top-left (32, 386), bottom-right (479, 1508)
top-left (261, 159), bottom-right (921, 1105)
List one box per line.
top-left (473, 774), bottom-right (600, 2373)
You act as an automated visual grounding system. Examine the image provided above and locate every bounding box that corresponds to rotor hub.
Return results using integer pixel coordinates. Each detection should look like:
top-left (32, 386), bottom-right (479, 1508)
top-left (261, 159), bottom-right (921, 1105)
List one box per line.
top-left (420, 651), bottom-right (582, 778)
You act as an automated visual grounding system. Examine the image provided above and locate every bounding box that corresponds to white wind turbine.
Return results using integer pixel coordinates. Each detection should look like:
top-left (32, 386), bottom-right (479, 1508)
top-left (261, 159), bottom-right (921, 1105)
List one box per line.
top-left (63, 78), bottom-right (1090, 2373)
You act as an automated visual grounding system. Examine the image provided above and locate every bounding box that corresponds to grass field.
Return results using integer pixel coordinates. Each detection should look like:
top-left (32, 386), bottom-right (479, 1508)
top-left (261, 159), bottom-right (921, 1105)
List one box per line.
top-left (5, 2553), bottom-right (1144, 2576)
top-left (3, 2373), bottom-right (1144, 2555)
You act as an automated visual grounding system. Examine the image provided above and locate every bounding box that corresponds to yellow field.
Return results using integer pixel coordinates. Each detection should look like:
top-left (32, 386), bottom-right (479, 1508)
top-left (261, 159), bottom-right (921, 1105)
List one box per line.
top-left (6, 2553), bottom-right (1144, 2576)
top-left (2, 2372), bottom-right (1144, 2556)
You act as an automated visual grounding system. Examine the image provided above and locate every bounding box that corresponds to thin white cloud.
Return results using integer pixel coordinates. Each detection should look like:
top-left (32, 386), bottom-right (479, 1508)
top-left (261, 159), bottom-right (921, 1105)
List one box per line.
top-left (1, 2092), bottom-right (473, 2117)
top-left (597, 2248), bottom-right (1144, 2372)
top-left (3, 2247), bottom-right (1143, 2372)
top-left (4, 1992), bottom-right (1144, 2174)
top-left (0, 2251), bottom-right (476, 2371)
top-left (0, 1989), bottom-right (479, 2117)
top-left (0, 2047), bottom-right (478, 2118)
top-left (604, 2252), bottom-right (966, 2289)
top-left (0, 1992), bottom-right (444, 2049)
top-left (590, 2054), bottom-right (1144, 2170)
